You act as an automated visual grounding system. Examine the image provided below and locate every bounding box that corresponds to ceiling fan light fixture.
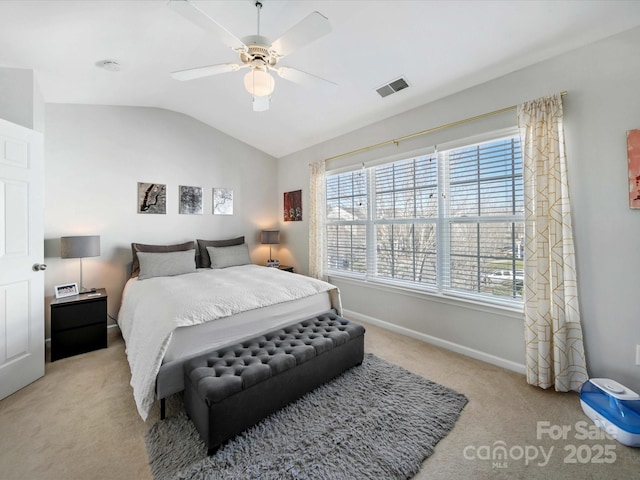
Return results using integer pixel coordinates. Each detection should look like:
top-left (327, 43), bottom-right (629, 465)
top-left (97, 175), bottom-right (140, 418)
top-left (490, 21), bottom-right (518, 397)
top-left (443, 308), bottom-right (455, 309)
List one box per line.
top-left (244, 68), bottom-right (275, 97)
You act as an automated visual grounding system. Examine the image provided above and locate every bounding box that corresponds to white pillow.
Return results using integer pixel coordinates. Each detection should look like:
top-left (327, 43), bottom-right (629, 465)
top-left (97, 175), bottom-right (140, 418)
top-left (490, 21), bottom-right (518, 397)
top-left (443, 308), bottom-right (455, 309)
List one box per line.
top-left (137, 249), bottom-right (196, 280)
top-left (206, 244), bottom-right (251, 269)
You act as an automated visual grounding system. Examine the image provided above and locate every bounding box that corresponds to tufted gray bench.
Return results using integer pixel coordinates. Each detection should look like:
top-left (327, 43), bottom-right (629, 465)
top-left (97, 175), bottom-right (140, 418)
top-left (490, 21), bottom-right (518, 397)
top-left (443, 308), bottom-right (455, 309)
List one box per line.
top-left (183, 311), bottom-right (365, 454)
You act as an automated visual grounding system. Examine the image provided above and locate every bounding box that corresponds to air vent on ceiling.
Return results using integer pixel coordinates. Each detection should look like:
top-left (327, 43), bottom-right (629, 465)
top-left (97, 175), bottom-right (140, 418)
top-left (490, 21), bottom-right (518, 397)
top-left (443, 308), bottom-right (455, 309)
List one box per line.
top-left (376, 77), bottom-right (410, 98)
top-left (96, 59), bottom-right (121, 72)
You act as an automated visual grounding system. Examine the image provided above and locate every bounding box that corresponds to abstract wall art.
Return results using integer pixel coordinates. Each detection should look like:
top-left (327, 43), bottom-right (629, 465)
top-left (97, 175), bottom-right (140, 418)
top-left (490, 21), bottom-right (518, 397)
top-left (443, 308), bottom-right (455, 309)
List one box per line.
top-left (628, 129), bottom-right (640, 209)
top-left (213, 188), bottom-right (233, 215)
top-left (284, 189), bottom-right (302, 221)
top-left (138, 182), bottom-right (166, 214)
top-left (179, 185), bottom-right (203, 214)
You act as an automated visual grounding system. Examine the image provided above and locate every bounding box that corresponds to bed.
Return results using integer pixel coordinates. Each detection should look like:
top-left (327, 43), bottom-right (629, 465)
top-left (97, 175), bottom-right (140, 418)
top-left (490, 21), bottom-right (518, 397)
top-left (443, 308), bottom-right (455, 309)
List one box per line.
top-left (117, 239), bottom-right (342, 420)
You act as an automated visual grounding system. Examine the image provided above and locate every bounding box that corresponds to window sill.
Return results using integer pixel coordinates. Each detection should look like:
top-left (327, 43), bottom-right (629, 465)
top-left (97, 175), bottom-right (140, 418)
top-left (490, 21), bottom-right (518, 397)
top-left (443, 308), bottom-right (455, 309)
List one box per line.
top-left (327, 272), bottom-right (524, 319)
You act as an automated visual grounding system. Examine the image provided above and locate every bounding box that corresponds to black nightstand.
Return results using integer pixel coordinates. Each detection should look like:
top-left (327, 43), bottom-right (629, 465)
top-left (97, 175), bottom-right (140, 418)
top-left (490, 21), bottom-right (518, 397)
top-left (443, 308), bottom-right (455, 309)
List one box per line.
top-left (278, 265), bottom-right (294, 273)
top-left (50, 288), bottom-right (107, 361)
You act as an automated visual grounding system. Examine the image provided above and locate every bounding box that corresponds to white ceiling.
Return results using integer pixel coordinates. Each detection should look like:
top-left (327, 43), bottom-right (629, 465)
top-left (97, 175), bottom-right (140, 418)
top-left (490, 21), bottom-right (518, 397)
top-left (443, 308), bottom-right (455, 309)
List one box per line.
top-left (2, 1), bottom-right (640, 158)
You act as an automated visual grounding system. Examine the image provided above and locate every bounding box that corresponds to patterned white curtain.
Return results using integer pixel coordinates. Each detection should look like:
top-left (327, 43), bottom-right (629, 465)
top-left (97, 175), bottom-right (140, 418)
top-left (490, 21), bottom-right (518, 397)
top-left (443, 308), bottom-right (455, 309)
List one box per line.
top-left (517, 94), bottom-right (588, 391)
top-left (309, 160), bottom-right (327, 280)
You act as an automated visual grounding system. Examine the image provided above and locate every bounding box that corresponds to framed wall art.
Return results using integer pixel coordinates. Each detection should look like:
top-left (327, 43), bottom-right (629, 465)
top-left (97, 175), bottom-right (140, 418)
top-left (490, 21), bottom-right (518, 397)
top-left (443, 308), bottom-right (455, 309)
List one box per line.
top-left (628, 129), bottom-right (640, 209)
top-left (138, 182), bottom-right (166, 214)
top-left (284, 189), bottom-right (302, 221)
top-left (179, 185), bottom-right (203, 214)
top-left (213, 188), bottom-right (233, 215)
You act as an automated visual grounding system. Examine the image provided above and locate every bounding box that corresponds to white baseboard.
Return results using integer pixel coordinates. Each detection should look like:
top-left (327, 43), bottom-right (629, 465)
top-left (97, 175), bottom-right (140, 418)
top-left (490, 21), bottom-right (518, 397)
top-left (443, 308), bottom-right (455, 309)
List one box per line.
top-left (343, 308), bottom-right (526, 375)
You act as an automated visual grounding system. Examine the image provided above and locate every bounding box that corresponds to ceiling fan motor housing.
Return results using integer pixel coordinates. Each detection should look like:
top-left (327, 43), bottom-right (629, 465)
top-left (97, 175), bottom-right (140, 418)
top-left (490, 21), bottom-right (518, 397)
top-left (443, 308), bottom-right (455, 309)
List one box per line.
top-left (240, 35), bottom-right (279, 68)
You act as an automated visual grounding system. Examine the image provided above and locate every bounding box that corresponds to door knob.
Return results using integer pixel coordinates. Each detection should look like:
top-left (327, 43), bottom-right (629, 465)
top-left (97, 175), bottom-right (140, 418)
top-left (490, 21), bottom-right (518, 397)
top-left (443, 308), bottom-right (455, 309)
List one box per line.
top-left (32, 263), bottom-right (47, 271)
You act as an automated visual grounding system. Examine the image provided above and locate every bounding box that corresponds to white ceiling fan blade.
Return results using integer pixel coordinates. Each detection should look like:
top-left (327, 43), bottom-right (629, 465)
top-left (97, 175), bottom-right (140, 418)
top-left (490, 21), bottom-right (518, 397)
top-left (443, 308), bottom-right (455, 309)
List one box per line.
top-left (270, 11), bottom-right (331, 58)
top-left (171, 63), bottom-right (240, 81)
top-left (252, 95), bottom-right (270, 112)
top-left (169, 0), bottom-right (247, 52)
top-left (276, 67), bottom-right (337, 90)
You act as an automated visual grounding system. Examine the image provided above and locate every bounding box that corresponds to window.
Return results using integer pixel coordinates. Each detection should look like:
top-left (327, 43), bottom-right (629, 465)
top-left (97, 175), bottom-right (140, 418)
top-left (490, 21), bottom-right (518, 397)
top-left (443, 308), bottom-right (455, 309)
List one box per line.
top-left (326, 169), bottom-right (367, 274)
top-left (326, 131), bottom-right (524, 305)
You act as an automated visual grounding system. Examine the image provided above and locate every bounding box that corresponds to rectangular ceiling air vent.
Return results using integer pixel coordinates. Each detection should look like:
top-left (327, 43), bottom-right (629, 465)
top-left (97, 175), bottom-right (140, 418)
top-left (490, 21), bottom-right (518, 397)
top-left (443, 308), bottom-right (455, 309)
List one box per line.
top-left (376, 76), bottom-right (410, 98)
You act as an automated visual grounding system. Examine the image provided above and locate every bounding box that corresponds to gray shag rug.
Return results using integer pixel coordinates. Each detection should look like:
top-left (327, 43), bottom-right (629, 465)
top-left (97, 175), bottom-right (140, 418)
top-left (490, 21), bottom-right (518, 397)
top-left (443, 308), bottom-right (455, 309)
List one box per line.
top-left (145, 353), bottom-right (468, 480)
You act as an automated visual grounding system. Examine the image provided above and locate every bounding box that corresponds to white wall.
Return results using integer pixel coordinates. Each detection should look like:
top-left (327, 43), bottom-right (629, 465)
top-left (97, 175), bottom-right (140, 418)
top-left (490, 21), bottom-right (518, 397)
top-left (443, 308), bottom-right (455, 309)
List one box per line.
top-left (278, 27), bottom-right (640, 392)
top-left (0, 67), bottom-right (44, 133)
top-left (44, 104), bottom-right (278, 336)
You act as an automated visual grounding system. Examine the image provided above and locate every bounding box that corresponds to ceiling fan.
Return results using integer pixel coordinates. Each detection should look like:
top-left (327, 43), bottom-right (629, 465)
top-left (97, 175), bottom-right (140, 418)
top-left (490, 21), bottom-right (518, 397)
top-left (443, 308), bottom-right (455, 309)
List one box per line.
top-left (169, 0), bottom-right (336, 112)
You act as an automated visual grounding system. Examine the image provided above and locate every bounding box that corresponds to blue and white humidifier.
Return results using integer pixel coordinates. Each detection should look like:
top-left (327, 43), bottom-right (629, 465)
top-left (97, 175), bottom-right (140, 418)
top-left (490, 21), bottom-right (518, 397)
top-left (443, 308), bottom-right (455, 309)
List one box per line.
top-left (580, 378), bottom-right (640, 447)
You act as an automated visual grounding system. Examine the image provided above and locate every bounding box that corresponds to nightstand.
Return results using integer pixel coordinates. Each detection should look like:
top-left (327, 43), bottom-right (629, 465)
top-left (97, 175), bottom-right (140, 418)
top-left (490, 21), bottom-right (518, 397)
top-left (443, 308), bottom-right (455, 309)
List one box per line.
top-left (278, 265), bottom-right (294, 273)
top-left (50, 288), bottom-right (107, 361)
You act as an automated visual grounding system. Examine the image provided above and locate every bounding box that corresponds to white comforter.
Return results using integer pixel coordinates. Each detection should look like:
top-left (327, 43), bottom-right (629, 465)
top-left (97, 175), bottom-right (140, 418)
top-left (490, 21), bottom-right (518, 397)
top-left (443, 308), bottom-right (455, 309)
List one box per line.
top-left (118, 265), bottom-right (341, 420)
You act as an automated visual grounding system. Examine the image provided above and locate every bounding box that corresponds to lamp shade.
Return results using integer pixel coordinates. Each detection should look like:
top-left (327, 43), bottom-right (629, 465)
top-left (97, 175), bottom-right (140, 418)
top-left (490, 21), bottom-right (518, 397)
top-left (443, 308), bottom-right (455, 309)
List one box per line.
top-left (261, 230), bottom-right (280, 245)
top-left (244, 68), bottom-right (275, 97)
top-left (60, 235), bottom-right (101, 259)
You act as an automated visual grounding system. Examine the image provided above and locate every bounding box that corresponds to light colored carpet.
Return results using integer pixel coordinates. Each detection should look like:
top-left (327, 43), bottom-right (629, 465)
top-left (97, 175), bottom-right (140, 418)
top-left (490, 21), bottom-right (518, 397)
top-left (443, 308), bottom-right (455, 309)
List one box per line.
top-left (0, 322), bottom-right (639, 479)
top-left (145, 354), bottom-right (467, 480)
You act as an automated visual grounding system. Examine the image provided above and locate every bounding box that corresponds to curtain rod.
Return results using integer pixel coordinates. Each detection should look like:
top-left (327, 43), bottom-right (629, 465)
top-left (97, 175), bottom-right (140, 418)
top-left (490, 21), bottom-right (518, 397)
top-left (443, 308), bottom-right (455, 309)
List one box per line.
top-left (323, 91), bottom-right (568, 163)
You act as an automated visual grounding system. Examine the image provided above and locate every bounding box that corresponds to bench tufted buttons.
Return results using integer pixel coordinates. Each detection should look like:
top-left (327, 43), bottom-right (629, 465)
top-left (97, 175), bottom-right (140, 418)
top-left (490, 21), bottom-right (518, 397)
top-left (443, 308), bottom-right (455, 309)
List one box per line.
top-left (186, 312), bottom-right (366, 403)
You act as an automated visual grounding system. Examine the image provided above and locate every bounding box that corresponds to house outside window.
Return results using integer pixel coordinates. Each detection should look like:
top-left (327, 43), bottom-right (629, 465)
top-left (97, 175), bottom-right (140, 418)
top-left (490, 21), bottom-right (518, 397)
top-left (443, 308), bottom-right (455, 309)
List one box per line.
top-left (326, 130), bottom-right (524, 307)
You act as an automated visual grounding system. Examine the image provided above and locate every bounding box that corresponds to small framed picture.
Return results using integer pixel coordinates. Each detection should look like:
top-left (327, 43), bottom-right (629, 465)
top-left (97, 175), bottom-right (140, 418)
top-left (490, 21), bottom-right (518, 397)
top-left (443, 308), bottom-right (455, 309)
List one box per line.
top-left (179, 185), bottom-right (203, 215)
top-left (55, 283), bottom-right (79, 299)
top-left (213, 187), bottom-right (233, 215)
top-left (138, 182), bottom-right (167, 214)
top-left (284, 189), bottom-right (302, 221)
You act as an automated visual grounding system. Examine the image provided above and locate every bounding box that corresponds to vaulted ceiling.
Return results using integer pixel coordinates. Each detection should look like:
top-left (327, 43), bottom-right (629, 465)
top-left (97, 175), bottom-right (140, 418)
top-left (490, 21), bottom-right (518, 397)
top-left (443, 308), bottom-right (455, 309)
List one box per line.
top-left (2, 1), bottom-right (640, 157)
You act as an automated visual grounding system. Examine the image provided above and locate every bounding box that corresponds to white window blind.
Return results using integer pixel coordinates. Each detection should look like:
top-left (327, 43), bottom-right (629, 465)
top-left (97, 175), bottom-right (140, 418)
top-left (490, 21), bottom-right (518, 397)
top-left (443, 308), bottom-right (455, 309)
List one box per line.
top-left (374, 155), bottom-right (438, 285)
top-left (445, 138), bottom-right (523, 299)
top-left (325, 130), bottom-right (524, 306)
top-left (326, 169), bottom-right (367, 273)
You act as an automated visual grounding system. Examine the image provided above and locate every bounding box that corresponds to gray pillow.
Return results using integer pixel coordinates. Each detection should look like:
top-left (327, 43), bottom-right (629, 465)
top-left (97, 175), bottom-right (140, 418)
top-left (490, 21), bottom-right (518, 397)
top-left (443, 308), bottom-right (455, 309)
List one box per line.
top-left (197, 236), bottom-right (245, 268)
top-left (130, 241), bottom-right (195, 278)
top-left (137, 249), bottom-right (197, 280)
top-left (206, 244), bottom-right (251, 269)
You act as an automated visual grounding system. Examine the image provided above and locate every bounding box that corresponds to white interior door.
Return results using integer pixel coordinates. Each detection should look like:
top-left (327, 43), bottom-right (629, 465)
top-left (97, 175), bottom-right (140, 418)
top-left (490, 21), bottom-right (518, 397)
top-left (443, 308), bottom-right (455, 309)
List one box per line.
top-left (0, 118), bottom-right (44, 400)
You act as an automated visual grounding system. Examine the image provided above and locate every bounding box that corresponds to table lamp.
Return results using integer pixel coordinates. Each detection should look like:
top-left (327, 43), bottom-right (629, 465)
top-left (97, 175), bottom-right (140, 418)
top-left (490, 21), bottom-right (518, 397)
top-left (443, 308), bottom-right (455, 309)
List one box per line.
top-left (261, 230), bottom-right (280, 267)
top-left (61, 235), bottom-right (100, 293)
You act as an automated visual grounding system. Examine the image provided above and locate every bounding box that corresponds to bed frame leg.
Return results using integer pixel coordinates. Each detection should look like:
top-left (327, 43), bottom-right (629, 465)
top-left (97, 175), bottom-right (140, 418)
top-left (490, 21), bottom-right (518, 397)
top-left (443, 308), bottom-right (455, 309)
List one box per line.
top-left (160, 398), bottom-right (166, 420)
